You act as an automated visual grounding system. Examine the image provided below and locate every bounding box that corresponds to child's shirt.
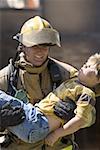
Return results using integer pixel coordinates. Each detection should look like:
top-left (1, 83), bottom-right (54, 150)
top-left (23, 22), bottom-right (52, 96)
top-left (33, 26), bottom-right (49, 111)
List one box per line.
top-left (36, 66), bottom-right (96, 128)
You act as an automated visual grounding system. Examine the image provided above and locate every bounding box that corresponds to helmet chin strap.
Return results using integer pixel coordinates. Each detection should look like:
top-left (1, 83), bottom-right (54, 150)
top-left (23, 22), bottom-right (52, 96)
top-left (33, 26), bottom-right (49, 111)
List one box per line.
top-left (12, 45), bottom-right (22, 63)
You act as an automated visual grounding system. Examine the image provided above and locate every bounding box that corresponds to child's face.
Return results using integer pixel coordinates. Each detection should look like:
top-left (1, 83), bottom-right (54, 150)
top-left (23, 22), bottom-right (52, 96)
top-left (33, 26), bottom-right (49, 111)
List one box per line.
top-left (78, 62), bottom-right (100, 87)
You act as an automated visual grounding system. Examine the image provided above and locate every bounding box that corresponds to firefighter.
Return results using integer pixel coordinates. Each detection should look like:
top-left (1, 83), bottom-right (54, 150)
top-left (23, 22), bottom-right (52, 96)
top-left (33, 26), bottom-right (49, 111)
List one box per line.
top-left (0, 16), bottom-right (78, 150)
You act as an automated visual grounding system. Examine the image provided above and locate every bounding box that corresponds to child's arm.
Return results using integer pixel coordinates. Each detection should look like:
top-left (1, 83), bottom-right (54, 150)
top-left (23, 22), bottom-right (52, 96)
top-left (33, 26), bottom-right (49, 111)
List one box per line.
top-left (45, 115), bottom-right (85, 146)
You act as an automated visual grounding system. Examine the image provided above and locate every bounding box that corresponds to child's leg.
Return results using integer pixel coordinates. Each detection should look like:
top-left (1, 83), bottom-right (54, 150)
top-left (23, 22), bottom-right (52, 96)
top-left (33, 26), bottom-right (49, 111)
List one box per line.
top-left (0, 90), bottom-right (49, 143)
top-left (0, 90), bottom-right (23, 108)
top-left (8, 106), bottom-right (49, 143)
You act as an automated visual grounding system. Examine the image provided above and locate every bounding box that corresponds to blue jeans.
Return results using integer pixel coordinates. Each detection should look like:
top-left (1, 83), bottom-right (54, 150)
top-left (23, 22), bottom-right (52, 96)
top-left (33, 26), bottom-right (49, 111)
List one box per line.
top-left (0, 90), bottom-right (49, 143)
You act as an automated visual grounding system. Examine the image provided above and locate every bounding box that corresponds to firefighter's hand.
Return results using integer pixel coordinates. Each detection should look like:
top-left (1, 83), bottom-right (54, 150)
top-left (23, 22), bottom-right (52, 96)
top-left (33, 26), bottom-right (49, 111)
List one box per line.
top-left (45, 131), bottom-right (60, 146)
top-left (0, 106), bottom-right (25, 129)
top-left (53, 99), bottom-right (76, 121)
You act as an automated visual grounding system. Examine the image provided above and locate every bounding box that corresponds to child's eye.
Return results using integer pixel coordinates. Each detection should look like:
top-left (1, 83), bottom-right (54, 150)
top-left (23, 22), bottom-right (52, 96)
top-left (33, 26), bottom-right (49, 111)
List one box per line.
top-left (87, 65), bottom-right (91, 68)
top-left (84, 65), bottom-right (87, 68)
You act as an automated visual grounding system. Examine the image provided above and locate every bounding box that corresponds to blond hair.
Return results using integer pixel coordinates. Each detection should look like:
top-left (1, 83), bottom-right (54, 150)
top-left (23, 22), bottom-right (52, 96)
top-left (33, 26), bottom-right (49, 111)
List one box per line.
top-left (88, 53), bottom-right (100, 97)
top-left (87, 53), bottom-right (100, 78)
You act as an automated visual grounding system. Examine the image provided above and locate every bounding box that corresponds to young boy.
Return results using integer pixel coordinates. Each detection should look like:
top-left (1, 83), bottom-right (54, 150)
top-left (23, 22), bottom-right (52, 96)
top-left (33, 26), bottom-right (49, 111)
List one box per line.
top-left (0, 53), bottom-right (100, 146)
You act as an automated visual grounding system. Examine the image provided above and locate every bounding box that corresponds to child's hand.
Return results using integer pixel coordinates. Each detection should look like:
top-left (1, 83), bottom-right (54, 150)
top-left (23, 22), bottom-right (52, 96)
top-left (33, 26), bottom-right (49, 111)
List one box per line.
top-left (45, 131), bottom-right (60, 146)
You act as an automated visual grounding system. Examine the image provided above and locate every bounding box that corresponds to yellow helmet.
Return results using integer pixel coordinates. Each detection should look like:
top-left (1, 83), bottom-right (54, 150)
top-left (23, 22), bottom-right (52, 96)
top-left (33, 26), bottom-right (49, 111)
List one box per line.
top-left (13, 16), bottom-right (61, 47)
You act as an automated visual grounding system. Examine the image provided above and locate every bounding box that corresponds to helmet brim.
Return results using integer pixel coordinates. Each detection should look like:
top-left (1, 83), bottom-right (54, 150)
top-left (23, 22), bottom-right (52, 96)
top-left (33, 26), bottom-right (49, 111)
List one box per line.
top-left (13, 28), bottom-right (61, 47)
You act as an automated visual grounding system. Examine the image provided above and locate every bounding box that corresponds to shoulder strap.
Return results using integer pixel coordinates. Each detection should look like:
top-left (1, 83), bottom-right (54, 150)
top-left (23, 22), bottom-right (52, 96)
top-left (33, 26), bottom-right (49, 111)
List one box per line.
top-left (48, 59), bottom-right (62, 89)
top-left (7, 58), bottom-right (19, 96)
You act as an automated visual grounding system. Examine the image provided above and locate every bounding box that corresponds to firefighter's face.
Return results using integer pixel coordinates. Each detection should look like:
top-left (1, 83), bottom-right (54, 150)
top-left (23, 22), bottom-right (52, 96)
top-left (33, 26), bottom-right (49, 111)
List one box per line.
top-left (22, 45), bottom-right (49, 66)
